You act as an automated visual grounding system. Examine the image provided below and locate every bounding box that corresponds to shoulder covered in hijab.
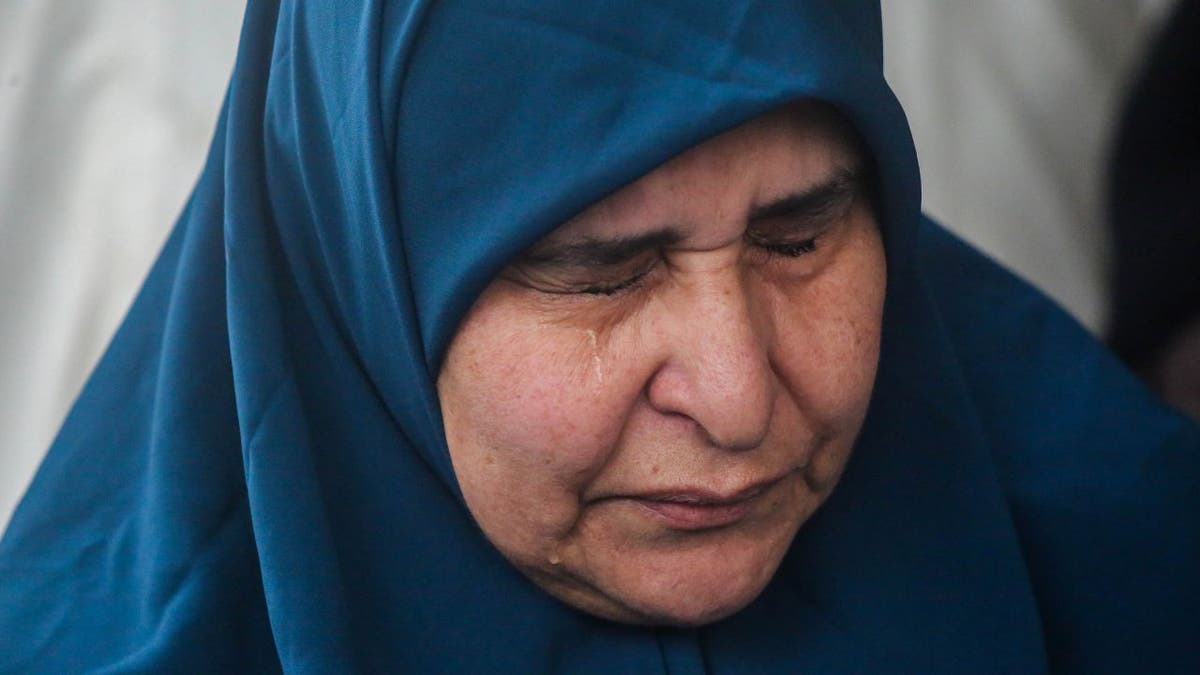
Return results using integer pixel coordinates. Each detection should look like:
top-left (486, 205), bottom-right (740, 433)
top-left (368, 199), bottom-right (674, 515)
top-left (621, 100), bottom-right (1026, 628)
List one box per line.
top-left (918, 215), bottom-right (1200, 673)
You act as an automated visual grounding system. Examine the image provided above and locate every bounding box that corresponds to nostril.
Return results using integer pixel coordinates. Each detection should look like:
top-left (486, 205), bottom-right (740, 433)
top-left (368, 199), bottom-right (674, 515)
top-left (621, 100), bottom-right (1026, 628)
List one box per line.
top-left (703, 429), bottom-right (765, 453)
top-left (646, 358), bottom-right (776, 452)
top-left (700, 391), bottom-right (774, 452)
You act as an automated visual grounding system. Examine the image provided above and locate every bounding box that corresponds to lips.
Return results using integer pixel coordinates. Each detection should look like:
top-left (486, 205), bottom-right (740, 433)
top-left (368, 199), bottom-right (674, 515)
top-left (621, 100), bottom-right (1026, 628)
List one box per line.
top-left (630, 477), bottom-right (782, 531)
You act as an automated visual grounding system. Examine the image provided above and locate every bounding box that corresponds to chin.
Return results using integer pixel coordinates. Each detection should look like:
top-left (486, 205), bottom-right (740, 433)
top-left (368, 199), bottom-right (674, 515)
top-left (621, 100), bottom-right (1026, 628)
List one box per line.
top-left (646, 557), bottom-right (785, 626)
top-left (535, 527), bottom-right (793, 627)
top-left (600, 563), bottom-right (781, 627)
top-left (548, 577), bottom-right (772, 628)
top-left (639, 590), bottom-right (767, 628)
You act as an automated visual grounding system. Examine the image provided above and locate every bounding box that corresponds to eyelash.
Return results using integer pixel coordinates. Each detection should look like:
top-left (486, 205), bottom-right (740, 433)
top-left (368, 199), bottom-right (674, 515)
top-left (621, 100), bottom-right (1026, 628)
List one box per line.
top-left (580, 273), bottom-right (651, 296)
top-left (578, 235), bottom-right (821, 296)
top-left (759, 237), bottom-right (819, 258)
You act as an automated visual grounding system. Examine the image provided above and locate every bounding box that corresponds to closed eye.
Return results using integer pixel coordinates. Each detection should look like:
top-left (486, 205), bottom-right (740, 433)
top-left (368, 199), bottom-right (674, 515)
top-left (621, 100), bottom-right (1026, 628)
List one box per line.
top-left (578, 267), bottom-right (654, 295)
top-left (741, 166), bottom-right (860, 262)
top-left (752, 236), bottom-right (819, 258)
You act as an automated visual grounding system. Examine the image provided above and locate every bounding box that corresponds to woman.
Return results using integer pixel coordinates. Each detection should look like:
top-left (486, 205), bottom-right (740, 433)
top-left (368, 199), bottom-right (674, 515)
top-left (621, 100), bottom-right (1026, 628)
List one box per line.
top-left (1, 1), bottom-right (1196, 672)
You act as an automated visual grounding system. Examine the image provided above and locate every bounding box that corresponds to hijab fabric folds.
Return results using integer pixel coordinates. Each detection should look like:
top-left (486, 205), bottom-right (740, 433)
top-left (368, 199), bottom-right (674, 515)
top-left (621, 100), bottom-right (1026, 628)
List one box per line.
top-left (2, 1), bottom-right (1197, 672)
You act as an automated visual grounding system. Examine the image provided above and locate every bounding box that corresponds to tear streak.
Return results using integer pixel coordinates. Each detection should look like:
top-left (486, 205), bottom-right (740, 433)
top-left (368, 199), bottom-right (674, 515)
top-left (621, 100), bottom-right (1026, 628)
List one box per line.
top-left (585, 329), bottom-right (603, 384)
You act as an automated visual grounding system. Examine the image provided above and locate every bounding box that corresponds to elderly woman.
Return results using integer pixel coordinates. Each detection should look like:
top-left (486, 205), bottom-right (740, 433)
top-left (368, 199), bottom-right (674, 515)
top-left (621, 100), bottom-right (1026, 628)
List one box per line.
top-left (1, 1), bottom-right (1197, 672)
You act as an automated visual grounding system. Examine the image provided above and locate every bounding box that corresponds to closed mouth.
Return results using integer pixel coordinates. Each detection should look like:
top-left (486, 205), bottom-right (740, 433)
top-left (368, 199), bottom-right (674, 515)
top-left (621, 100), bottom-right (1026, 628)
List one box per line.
top-left (637, 479), bottom-right (777, 507)
top-left (628, 473), bottom-right (789, 530)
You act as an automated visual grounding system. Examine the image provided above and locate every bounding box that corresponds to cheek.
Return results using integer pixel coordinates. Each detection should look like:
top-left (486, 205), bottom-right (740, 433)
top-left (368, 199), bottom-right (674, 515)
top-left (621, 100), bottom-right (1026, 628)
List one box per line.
top-left (770, 230), bottom-right (885, 496)
top-left (772, 228), bottom-right (886, 430)
top-left (437, 293), bottom-right (644, 553)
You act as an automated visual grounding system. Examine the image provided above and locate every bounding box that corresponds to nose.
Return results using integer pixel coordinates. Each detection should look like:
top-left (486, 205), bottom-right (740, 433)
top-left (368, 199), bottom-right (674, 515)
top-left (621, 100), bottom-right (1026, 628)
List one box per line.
top-left (645, 272), bottom-right (776, 451)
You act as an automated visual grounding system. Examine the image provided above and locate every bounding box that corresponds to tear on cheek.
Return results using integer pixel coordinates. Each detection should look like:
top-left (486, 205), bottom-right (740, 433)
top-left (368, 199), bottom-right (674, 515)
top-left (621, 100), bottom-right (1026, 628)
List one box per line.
top-left (555, 328), bottom-right (609, 390)
top-left (585, 329), bottom-right (605, 384)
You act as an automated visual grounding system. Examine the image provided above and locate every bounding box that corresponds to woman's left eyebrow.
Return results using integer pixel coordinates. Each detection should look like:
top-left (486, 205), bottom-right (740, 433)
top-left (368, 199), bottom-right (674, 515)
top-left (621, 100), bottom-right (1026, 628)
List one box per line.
top-left (747, 166), bottom-right (863, 226)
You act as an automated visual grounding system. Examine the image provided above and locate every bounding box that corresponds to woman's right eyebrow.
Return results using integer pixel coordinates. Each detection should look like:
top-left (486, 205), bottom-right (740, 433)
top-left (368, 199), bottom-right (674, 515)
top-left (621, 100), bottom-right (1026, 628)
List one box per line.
top-left (519, 229), bottom-right (683, 269)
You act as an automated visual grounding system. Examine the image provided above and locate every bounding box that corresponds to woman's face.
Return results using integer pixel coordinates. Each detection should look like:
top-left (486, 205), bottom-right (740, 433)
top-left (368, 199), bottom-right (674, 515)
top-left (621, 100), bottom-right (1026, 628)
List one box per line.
top-left (438, 104), bottom-right (886, 626)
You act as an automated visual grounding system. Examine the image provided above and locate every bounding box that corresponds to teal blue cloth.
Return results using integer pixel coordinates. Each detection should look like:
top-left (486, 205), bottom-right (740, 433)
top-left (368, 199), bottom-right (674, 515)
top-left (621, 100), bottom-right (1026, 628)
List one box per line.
top-left (2, 1), bottom-right (1197, 672)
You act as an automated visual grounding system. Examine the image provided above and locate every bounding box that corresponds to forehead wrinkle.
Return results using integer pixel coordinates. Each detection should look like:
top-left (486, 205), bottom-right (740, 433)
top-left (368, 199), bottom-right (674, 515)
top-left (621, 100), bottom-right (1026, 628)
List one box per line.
top-left (529, 103), bottom-right (870, 267)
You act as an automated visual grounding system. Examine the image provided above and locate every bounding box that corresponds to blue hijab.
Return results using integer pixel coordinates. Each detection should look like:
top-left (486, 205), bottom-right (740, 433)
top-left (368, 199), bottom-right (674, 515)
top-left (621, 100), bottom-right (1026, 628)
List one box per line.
top-left (3, 1), bottom-right (1197, 672)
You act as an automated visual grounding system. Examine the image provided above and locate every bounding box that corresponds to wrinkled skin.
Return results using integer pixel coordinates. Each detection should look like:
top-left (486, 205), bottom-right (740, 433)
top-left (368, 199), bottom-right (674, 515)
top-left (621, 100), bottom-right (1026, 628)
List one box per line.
top-left (438, 103), bottom-right (887, 626)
